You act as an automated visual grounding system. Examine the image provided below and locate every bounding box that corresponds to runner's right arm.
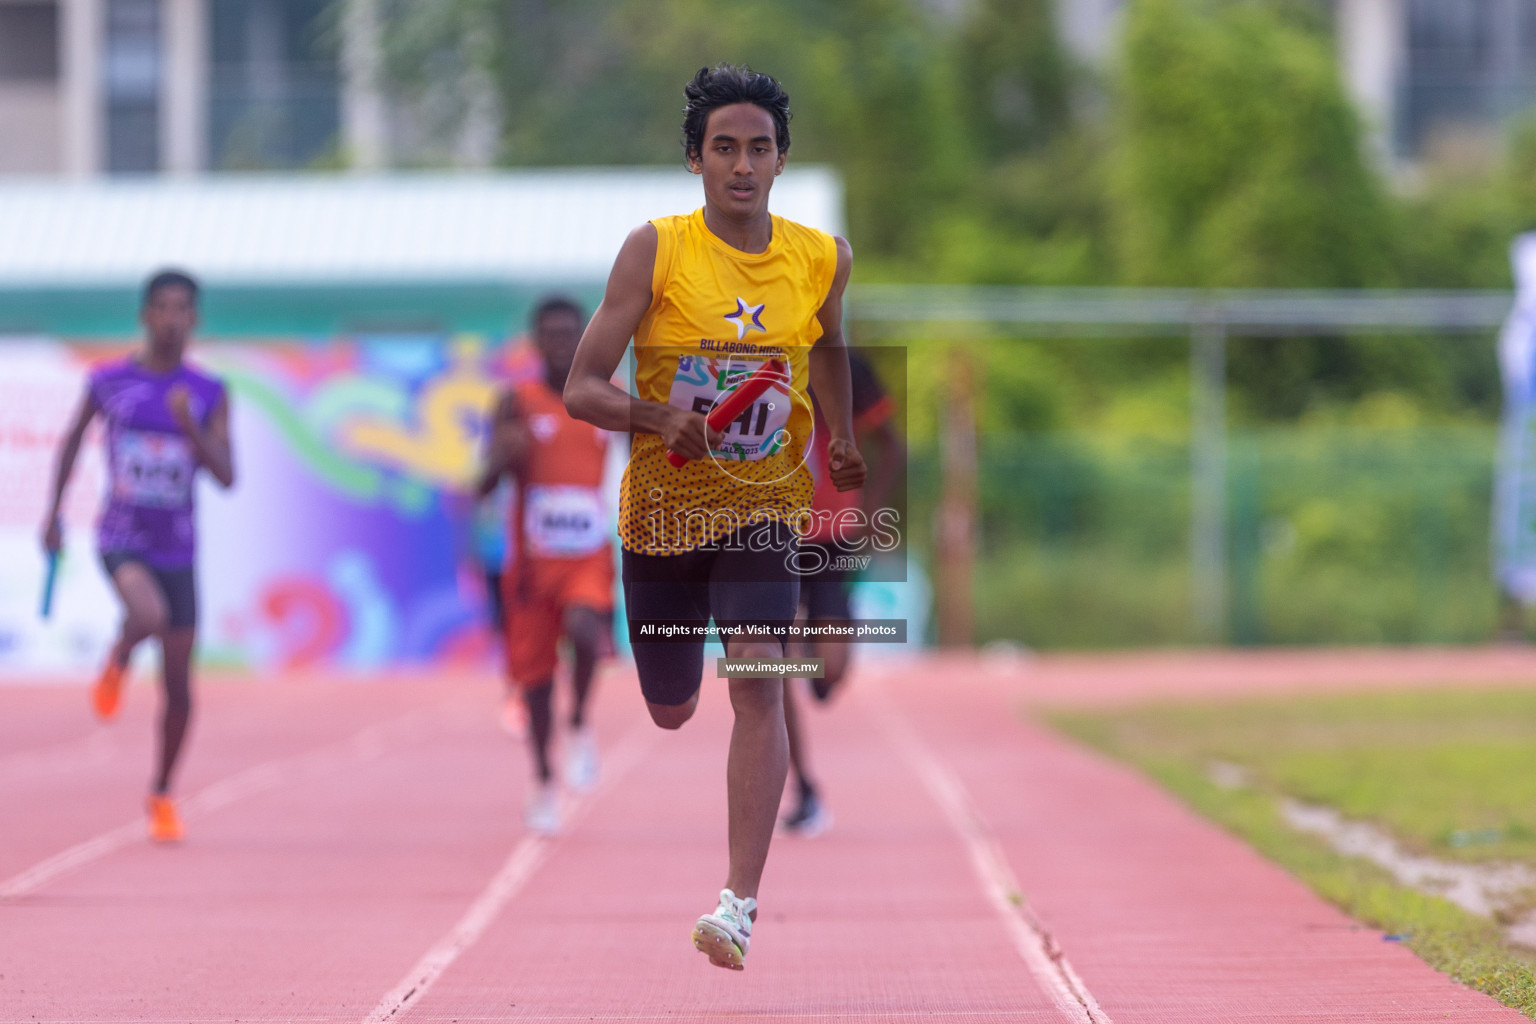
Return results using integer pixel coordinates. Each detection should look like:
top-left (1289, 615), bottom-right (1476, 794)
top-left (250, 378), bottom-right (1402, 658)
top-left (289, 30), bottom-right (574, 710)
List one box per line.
top-left (476, 390), bottom-right (530, 498)
top-left (564, 223), bottom-right (721, 461)
top-left (41, 384), bottom-right (100, 553)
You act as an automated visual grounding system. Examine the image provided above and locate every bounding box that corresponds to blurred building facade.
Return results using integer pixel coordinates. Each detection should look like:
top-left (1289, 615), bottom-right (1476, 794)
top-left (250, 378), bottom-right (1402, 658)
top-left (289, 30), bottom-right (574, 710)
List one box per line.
top-left (1336, 0), bottom-right (1536, 161)
top-left (11, 0), bottom-right (1536, 176)
top-left (0, 0), bottom-right (371, 175)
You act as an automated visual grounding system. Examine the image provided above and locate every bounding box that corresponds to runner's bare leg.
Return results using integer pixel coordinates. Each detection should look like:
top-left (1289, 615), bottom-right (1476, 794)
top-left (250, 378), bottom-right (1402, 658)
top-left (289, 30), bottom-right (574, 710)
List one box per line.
top-left (723, 639), bottom-right (789, 903)
top-left (563, 606), bottom-right (604, 728)
top-left (108, 563), bottom-right (168, 666)
top-left (154, 627), bottom-right (195, 794)
top-left (782, 677), bottom-right (814, 791)
top-left (522, 681), bottom-right (554, 781)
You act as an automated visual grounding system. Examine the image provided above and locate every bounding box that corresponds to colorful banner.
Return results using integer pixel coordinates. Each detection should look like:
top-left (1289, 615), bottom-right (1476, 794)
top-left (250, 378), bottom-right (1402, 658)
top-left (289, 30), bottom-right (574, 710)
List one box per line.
top-left (1, 335), bottom-right (927, 677)
top-left (0, 334), bottom-right (579, 674)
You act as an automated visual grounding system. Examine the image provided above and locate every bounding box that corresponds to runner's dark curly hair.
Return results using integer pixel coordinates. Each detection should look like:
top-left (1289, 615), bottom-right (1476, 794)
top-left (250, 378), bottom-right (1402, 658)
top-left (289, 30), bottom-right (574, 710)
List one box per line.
top-left (530, 294), bottom-right (584, 330)
top-left (143, 268), bottom-right (199, 307)
top-left (681, 63), bottom-right (791, 164)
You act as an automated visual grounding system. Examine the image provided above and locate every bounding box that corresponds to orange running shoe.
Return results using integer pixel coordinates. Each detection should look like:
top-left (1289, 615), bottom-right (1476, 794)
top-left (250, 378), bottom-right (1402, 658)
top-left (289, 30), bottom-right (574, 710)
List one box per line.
top-left (91, 659), bottom-right (127, 721)
top-left (146, 795), bottom-right (185, 843)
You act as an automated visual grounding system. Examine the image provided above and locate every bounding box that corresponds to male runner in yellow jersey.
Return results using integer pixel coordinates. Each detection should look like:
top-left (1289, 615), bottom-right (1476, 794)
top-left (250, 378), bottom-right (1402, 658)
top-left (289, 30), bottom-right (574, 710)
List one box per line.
top-left (564, 63), bottom-right (865, 970)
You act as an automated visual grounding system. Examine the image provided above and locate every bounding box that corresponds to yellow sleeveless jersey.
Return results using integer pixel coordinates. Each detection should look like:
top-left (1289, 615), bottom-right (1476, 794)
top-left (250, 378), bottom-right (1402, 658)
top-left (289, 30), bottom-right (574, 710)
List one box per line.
top-left (617, 207), bottom-right (839, 555)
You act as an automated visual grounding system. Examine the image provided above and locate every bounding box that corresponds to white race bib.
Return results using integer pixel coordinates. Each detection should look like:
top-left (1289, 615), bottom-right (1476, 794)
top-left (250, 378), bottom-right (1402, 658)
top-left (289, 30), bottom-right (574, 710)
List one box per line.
top-left (523, 485), bottom-right (607, 557)
top-left (112, 430), bottom-right (195, 508)
top-left (666, 355), bottom-right (792, 463)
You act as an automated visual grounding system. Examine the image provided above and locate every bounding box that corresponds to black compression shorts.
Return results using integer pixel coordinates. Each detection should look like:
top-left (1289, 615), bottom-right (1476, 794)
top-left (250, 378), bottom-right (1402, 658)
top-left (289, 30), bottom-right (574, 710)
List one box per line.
top-left (622, 519), bottom-right (800, 706)
top-left (797, 540), bottom-right (857, 622)
top-left (100, 552), bottom-right (198, 630)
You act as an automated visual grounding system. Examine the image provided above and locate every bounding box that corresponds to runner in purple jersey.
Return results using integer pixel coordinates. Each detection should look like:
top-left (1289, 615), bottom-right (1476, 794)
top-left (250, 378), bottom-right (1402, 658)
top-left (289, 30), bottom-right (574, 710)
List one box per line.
top-left (42, 269), bottom-right (236, 843)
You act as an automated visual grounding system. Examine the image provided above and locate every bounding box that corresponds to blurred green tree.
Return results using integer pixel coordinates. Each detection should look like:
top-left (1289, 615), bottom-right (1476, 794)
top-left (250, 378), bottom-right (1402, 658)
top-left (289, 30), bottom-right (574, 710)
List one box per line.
top-left (1111, 0), bottom-right (1394, 288)
top-left (954, 0), bottom-right (1070, 161)
top-left (377, 0), bottom-right (971, 260)
top-left (370, 0), bottom-right (1510, 423)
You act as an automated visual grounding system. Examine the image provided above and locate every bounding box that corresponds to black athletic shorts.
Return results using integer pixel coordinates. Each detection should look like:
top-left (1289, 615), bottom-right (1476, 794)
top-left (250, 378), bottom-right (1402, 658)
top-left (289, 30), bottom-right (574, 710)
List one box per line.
top-left (798, 540), bottom-right (855, 622)
top-left (100, 552), bottom-right (198, 630)
top-left (622, 519), bottom-right (800, 707)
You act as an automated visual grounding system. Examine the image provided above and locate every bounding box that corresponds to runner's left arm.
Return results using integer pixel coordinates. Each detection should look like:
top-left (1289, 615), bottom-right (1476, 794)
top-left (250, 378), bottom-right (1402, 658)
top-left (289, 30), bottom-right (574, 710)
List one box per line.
top-left (859, 416), bottom-right (905, 523)
top-left (850, 355), bottom-right (906, 523)
top-left (808, 237), bottom-right (866, 493)
top-left (169, 387), bottom-right (235, 488)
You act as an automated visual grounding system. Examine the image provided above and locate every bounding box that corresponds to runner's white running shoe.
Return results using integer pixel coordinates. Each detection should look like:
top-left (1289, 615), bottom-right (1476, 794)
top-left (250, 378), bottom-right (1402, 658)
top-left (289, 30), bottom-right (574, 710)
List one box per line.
top-left (565, 726), bottom-right (600, 792)
top-left (693, 888), bottom-right (756, 970)
top-left (524, 781), bottom-right (560, 835)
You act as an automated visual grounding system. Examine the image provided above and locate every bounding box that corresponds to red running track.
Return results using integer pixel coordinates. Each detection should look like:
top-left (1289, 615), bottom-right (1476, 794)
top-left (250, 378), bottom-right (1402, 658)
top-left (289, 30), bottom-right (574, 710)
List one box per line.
top-left (1, 650), bottom-right (1531, 1023)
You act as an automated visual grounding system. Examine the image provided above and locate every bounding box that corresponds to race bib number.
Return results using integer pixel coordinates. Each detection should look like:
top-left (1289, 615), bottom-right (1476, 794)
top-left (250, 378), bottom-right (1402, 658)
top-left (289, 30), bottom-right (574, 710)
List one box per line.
top-left (667, 355), bottom-right (792, 462)
top-left (524, 486), bottom-right (607, 557)
top-left (112, 430), bottom-right (195, 508)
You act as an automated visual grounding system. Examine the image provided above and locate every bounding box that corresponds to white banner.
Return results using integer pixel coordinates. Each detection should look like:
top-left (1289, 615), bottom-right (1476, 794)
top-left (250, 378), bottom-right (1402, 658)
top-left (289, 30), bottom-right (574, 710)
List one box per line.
top-left (1495, 235), bottom-right (1536, 602)
top-left (0, 342), bottom-right (120, 675)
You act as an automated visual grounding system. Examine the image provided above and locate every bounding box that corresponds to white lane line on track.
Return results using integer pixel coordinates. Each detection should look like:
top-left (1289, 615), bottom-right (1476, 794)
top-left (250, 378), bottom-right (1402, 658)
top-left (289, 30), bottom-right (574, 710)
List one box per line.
top-left (0, 705), bottom-right (446, 901)
top-left (362, 720), bottom-right (657, 1024)
top-left (870, 687), bottom-right (1114, 1024)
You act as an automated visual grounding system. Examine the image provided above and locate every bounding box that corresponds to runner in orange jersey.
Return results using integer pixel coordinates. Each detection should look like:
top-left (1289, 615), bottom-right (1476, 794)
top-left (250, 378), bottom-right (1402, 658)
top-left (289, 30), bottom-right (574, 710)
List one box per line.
top-left (478, 296), bottom-right (614, 835)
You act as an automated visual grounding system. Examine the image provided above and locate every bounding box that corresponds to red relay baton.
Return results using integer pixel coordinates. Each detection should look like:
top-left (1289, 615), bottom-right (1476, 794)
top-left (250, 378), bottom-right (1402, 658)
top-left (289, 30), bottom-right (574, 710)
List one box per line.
top-left (667, 358), bottom-right (787, 467)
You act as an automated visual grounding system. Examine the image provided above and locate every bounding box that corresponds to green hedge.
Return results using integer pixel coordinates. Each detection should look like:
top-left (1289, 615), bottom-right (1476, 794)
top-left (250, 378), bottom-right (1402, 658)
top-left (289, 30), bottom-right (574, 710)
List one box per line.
top-left (910, 425), bottom-right (1501, 647)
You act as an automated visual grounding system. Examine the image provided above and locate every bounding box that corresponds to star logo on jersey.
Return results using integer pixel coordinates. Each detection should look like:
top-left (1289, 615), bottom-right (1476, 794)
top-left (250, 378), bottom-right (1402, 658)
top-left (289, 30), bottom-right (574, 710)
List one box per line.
top-left (723, 297), bottom-right (767, 341)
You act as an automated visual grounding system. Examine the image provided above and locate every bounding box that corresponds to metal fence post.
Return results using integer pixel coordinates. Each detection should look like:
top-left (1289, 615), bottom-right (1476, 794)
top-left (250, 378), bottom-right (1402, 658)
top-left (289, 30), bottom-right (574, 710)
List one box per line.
top-left (934, 346), bottom-right (978, 647)
top-left (1191, 316), bottom-right (1228, 642)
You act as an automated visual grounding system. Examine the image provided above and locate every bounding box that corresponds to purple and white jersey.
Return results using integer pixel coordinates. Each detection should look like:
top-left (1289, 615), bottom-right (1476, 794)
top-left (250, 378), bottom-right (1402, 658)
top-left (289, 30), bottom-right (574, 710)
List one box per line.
top-left (89, 358), bottom-right (226, 568)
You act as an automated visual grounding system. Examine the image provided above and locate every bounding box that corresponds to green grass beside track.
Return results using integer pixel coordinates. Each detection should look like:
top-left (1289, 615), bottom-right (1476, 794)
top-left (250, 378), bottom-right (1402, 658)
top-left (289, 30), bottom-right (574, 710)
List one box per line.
top-left (1049, 688), bottom-right (1536, 1018)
